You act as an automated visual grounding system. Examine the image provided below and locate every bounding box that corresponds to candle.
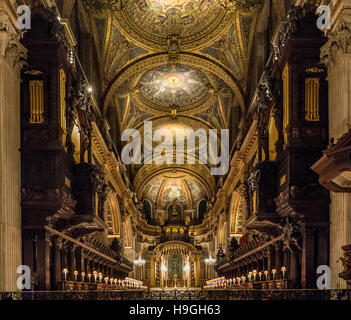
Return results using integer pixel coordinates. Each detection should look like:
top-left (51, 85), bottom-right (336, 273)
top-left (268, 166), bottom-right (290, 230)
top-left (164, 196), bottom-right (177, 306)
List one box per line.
top-left (104, 277), bottom-right (109, 284)
top-left (74, 271), bottom-right (79, 281)
top-left (258, 272), bottom-right (262, 281)
top-left (248, 272), bottom-right (252, 282)
top-left (98, 272), bottom-right (103, 283)
top-left (88, 273), bottom-right (91, 282)
top-left (81, 272), bottom-right (86, 282)
top-left (93, 271), bottom-right (97, 283)
top-left (253, 270), bottom-right (257, 282)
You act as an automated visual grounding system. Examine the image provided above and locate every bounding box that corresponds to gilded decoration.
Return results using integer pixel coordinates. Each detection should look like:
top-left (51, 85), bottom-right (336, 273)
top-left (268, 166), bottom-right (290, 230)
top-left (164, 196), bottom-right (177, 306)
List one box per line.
top-left (138, 64), bottom-right (211, 109)
top-left (110, 0), bottom-right (235, 51)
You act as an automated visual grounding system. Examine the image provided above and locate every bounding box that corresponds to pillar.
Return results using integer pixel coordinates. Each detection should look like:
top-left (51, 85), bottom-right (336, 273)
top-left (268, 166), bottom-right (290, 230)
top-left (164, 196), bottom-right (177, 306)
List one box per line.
top-left (195, 256), bottom-right (201, 287)
top-left (0, 7), bottom-right (27, 292)
top-left (150, 257), bottom-right (155, 287)
top-left (320, 1), bottom-right (351, 289)
top-left (274, 242), bottom-right (283, 279)
top-left (52, 236), bottom-right (62, 290)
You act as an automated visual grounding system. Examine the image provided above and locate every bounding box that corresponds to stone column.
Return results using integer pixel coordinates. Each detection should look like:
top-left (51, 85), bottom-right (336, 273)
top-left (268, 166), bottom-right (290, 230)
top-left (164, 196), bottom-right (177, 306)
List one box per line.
top-left (52, 236), bottom-right (62, 290)
top-left (320, 2), bottom-right (351, 288)
top-left (0, 8), bottom-right (27, 292)
top-left (274, 242), bottom-right (282, 279)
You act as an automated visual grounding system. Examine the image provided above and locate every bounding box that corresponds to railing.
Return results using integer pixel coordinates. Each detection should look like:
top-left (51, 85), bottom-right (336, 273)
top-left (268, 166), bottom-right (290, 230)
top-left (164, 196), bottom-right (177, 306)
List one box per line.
top-left (203, 289), bottom-right (351, 301)
top-left (1, 289), bottom-right (350, 300)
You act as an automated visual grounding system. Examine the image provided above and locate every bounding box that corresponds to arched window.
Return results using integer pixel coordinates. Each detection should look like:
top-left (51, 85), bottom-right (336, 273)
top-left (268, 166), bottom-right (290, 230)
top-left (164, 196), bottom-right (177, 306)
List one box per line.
top-left (167, 203), bottom-right (182, 219)
top-left (105, 194), bottom-right (121, 238)
top-left (142, 199), bottom-right (152, 222)
top-left (230, 194), bottom-right (246, 237)
top-left (198, 199), bottom-right (207, 221)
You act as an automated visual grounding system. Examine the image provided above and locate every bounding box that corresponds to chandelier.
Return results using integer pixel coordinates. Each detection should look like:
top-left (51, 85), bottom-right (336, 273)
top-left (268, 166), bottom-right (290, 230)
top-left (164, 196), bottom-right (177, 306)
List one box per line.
top-left (218, 0), bottom-right (263, 11)
top-left (134, 253), bottom-right (146, 266)
top-left (204, 255), bottom-right (217, 265)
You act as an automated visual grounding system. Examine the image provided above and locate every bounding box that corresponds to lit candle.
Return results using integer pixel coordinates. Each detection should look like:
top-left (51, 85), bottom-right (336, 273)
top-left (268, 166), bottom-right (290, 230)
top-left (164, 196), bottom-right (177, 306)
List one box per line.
top-left (93, 271), bottom-right (97, 283)
top-left (237, 277), bottom-right (241, 285)
top-left (241, 276), bottom-right (246, 284)
top-left (98, 272), bottom-right (103, 283)
top-left (253, 270), bottom-right (257, 282)
top-left (281, 267), bottom-right (287, 279)
top-left (81, 272), bottom-right (86, 282)
top-left (258, 272), bottom-right (262, 281)
top-left (248, 272), bottom-right (252, 282)
top-left (104, 277), bottom-right (109, 284)
top-left (74, 271), bottom-right (79, 281)
top-left (63, 268), bottom-right (68, 281)
top-left (114, 279), bottom-right (117, 285)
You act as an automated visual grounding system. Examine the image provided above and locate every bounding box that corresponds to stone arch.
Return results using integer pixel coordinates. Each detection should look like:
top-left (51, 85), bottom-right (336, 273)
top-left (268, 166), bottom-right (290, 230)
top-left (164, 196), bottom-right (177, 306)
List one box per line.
top-left (123, 217), bottom-right (133, 249)
top-left (105, 193), bottom-right (121, 238)
top-left (229, 193), bottom-right (246, 237)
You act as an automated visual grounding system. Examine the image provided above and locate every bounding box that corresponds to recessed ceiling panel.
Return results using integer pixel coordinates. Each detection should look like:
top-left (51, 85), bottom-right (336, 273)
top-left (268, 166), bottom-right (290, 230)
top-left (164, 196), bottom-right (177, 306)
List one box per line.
top-left (138, 64), bottom-right (210, 108)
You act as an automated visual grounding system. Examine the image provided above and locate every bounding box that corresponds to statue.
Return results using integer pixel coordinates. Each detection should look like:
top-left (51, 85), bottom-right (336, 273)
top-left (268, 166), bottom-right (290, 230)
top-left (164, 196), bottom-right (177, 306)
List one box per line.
top-left (216, 247), bottom-right (225, 262)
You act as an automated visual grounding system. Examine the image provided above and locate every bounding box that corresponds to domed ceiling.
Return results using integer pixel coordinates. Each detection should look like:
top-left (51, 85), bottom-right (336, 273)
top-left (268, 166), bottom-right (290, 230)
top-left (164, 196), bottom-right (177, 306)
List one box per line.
top-left (138, 64), bottom-right (210, 109)
top-left (82, 0), bottom-right (263, 227)
top-left (142, 175), bottom-right (207, 211)
top-left (114, 0), bottom-right (235, 50)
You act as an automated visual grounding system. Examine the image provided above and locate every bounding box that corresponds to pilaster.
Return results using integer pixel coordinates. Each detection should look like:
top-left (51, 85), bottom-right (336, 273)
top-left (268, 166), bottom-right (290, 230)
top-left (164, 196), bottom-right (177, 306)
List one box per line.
top-left (0, 7), bottom-right (27, 292)
top-left (321, 4), bottom-right (351, 289)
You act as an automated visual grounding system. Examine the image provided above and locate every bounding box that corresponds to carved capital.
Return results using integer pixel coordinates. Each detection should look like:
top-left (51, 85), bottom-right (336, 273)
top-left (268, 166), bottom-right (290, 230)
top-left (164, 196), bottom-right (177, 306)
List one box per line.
top-left (321, 19), bottom-right (351, 69)
top-left (0, 12), bottom-right (27, 74)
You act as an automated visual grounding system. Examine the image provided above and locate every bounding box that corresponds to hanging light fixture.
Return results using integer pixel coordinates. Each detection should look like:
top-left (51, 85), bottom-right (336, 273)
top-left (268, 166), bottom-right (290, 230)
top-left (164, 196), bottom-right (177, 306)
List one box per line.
top-left (134, 253), bottom-right (146, 266)
top-left (218, 0), bottom-right (263, 11)
top-left (204, 255), bottom-right (217, 265)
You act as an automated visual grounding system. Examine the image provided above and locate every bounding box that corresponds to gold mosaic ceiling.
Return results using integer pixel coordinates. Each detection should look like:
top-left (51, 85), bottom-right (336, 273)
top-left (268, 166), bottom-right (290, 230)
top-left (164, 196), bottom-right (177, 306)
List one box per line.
top-left (138, 64), bottom-right (211, 109)
top-left (82, 0), bottom-right (267, 214)
top-left (114, 0), bottom-right (234, 51)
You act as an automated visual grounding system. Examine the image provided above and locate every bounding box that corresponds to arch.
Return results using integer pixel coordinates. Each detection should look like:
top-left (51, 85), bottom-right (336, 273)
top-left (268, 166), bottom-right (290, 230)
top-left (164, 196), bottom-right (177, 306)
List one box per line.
top-left (197, 199), bottom-right (207, 221)
top-left (106, 193), bottom-right (121, 238)
top-left (102, 52), bottom-right (246, 116)
top-left (142, 199), bottom-right (152, 221)
top-left (217, 214), bottom-right (228, 248)
top-left (229, 193), bottom-right (246, 237)
top-left (123, 217), bottom-right (133, 249)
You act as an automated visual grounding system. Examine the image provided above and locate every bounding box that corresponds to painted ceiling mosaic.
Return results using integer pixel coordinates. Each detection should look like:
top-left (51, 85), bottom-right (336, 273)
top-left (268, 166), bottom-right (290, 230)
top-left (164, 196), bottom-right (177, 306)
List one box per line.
top-left (124, 0), bottom-right (222, 38)
top-left (138, 64), bottom-right (210, 108)
top-left (142, 176), bottom-right (207, 210)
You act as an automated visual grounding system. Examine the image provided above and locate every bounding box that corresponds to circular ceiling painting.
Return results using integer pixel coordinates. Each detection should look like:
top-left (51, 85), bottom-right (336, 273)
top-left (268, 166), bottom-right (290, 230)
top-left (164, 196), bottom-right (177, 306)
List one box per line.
top-left (138, 64), bottom-right (210, 108)
top-left (116, 0), bottom-right (234, 50)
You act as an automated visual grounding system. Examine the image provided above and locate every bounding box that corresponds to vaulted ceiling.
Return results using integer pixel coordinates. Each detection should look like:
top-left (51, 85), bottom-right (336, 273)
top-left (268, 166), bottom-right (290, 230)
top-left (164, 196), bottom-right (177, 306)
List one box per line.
top-left (80, 0), bottom-right (265, 215)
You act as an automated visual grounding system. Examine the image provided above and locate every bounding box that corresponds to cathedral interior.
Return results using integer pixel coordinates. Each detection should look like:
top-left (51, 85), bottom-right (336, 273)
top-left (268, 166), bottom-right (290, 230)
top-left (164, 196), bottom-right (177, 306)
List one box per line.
top-left (1, 0), bottom-right (351, 301)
